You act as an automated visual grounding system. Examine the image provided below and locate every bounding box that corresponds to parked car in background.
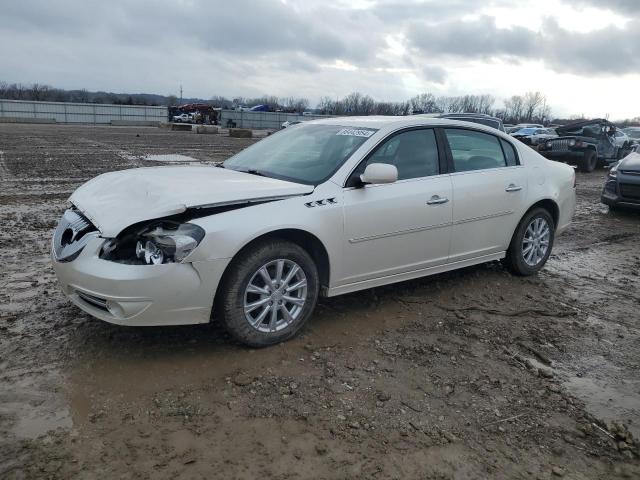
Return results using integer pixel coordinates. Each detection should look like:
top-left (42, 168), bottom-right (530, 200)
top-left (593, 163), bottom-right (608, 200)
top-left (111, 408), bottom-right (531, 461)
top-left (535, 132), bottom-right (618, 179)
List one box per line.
top-left (512, 127), bottom-right (558, 147)
top-left (437, 113), bottom-right (505, 132)
top-left (505, 125), bottom-right (521, 134)
top-left (172, 113), bottom-right (193, 123)
top-left (513, 123), bottom-right (544, 130)
top-left (250, 104), bottom-right (270, 112)
top-left (601, 145), bottom-right (640, 210)
top-left (281, 120), bottom-right (302, 129)
top-left (613, 129), bottom-right (631, 149)
top-left (622, 127), bottom-right (640, 145)
top-left (51, 116), bottom-right (575, 346)
top-left (538, 119), bottom-right (622, 172)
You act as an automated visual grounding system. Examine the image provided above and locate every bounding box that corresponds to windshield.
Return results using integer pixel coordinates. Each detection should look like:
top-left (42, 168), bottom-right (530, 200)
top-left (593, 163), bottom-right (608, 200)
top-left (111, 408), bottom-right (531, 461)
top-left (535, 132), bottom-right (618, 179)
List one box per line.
top-left (515, 128), bottom-right (537, 135)
top-left (224, 124), bottom-right (376, 185)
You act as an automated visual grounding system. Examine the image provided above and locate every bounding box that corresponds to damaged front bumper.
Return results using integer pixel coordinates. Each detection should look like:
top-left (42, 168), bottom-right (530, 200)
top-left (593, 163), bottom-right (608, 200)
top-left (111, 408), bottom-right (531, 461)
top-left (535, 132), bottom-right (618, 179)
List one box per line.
top-left (52, 235), bottom-right (230, 326)
top-left (601, 173), bottom-right (640, 210)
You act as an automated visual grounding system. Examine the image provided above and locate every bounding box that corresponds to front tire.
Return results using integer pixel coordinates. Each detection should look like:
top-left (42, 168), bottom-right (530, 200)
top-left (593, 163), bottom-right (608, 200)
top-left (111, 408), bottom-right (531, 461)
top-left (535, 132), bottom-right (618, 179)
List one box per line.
top-left (504, 208), bottom-right (555, 276)
top-left (216, 240), bottom-right (319, 347)
top-left (578, 150), bottom-right (597, 172)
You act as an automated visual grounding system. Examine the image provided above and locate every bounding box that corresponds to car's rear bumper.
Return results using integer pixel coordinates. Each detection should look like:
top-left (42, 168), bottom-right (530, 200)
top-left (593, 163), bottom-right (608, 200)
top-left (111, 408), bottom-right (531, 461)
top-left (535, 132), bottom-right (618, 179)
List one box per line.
top-left (52, 236), bottom-right (230, 326)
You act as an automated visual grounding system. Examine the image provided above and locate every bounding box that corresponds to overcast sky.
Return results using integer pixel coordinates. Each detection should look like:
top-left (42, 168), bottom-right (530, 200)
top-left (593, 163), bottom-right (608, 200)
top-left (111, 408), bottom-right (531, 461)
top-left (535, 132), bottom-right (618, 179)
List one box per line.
top-left (1, 0), bottom-right (639, 119)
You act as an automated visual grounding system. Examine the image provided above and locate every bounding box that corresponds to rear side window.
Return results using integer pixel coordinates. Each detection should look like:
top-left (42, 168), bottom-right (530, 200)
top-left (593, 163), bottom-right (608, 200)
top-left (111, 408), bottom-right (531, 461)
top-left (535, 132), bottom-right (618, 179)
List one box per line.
top-left (500, 139), bottom-right (518, 166)
top-left (366, 128), bottom-right (440, 180)
top-left (444, 129), bottom-right (507, 172)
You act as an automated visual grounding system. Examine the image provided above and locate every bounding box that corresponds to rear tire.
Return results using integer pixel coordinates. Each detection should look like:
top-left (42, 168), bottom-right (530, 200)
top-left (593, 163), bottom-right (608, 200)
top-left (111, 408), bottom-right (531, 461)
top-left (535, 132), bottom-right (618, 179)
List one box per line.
top-left (216, 240), bottom-right (319, 347)
top-left (578, 150), bottom-right (597, 172)
top-left (504, 208), bottom-right (555, 276)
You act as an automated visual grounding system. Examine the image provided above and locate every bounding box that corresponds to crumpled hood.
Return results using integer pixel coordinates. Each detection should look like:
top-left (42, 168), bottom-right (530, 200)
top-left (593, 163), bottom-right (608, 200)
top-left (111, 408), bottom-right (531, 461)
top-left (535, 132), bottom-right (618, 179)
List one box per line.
top-left (620, 152), bottom-right (640, 171)
top-left (70, 166), bottom-right (313, 237)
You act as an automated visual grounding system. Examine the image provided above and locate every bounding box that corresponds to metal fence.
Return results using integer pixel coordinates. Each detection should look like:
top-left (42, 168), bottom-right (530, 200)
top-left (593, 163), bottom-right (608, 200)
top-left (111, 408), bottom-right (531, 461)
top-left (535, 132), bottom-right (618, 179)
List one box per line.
top-left (0, 99), bottom-right (168, 125)
top-left (219, 110), bottom-right (332, 130)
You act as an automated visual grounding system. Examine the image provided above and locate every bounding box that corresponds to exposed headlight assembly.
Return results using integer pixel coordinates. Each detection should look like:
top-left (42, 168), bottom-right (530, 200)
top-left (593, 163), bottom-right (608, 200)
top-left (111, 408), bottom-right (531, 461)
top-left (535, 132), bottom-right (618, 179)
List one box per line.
top-left (608, 161), bottom-right (620, 179)
top-left (101, 221), bottom-right (205, 265)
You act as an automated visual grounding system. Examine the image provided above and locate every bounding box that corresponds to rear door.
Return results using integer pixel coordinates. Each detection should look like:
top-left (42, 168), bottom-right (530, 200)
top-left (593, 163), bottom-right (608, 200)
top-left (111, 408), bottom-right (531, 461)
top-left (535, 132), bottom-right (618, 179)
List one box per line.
top-left (442, 128), bottom-right (527, 262)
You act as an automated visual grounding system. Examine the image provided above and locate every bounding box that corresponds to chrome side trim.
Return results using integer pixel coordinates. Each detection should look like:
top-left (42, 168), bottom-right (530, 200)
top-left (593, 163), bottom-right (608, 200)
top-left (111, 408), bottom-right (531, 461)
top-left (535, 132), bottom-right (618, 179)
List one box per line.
top-left (348, 210), bottom-right (513, 244)
top-left (454, 210), bottom-right (514, 225)
top-left (349, 221), bottom-right (451, 244)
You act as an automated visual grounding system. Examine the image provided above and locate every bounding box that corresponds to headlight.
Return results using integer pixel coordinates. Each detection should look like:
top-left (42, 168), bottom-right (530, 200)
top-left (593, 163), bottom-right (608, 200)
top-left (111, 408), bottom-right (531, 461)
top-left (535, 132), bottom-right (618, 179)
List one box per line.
top-left (568, 139), bottom-right (576, 147)
top-left (546, 141), bottom-right (552, 148)
top-left (608, 161), bottom-right (620, 179)
top-left (100, 221), bottom-right (205, 265)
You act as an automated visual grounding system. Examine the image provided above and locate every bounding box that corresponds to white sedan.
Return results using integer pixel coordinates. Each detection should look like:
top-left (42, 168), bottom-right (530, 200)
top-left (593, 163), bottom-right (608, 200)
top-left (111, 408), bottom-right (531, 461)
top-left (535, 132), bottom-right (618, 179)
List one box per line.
top-left (52, 117), bottom-right (576, 346)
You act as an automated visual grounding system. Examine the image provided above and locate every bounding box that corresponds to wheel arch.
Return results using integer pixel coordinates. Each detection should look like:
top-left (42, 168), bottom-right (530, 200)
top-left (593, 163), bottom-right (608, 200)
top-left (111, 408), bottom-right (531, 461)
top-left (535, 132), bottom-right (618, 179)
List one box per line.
top-left (219, 228), bottom-right (331, 292)
top-left (509, 198), bottom-right (560, 247)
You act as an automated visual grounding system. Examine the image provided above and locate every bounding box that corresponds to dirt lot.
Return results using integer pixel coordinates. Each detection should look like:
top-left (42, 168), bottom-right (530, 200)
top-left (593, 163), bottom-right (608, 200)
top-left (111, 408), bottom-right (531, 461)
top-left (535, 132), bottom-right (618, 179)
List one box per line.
top-left (1, 123), bottom-right (639, 479)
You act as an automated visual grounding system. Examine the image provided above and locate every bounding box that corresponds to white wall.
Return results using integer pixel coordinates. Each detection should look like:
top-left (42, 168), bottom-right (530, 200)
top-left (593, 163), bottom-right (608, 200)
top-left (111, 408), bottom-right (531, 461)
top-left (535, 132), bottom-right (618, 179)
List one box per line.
top-left (0, 99), bottom-right (168, 124)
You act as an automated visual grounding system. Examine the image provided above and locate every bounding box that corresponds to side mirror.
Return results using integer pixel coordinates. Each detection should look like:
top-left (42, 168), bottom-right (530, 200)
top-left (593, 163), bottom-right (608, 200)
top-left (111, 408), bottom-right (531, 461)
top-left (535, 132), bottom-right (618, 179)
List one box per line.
top-left (360, 163), bottom-right (398, 185)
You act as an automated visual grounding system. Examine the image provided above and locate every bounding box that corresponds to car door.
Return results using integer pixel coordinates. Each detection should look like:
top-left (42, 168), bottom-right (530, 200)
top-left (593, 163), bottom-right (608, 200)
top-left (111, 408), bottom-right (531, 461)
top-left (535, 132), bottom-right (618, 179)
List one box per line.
top-left (442, 128), bottom-right (528, 262)
top-left (339, 128), bottom-right (452, 286)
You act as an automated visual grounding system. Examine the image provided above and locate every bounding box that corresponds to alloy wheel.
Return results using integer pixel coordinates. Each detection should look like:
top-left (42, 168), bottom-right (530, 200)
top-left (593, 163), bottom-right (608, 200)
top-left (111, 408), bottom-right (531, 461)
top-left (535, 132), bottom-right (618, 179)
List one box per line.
top-left (522, 217), bottom-right (550, 266)
top-left (243, 259), bottom-right (308, 333)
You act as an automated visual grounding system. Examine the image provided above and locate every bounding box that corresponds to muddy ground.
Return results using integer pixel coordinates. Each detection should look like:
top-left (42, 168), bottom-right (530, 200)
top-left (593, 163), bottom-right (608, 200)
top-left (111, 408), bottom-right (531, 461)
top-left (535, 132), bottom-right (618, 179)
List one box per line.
top-left (1, 123), bottom-right (639, 479)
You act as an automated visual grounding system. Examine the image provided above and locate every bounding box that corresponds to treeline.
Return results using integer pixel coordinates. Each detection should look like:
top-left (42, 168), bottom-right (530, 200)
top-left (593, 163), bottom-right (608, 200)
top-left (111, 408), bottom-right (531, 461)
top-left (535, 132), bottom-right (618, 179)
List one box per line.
top-left (3, 80), bottom-right (638, 125)
top-left (318, 91), bottom-right (553, 125)
top-left (0, 82), bottom-right (172, 106)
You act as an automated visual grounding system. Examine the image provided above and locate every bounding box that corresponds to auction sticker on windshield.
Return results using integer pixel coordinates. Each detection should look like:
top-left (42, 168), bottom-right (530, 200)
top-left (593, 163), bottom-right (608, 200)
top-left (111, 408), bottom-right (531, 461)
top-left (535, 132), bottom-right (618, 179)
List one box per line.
top-left (336, 128), bottom-right (376, 137)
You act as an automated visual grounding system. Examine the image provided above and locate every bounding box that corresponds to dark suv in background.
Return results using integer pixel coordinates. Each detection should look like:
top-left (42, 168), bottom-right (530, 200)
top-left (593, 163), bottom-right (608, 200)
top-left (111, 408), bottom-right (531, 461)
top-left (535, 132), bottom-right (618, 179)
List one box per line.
top-left (601, 145), bottom-right (640, 211)
top-left (538, 119), bottom-right (623, 172)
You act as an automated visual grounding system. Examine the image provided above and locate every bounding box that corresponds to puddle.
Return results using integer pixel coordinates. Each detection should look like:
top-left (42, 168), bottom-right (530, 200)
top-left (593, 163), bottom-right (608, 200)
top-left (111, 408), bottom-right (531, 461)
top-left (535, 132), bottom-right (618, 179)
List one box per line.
top-left (143, 154), bottom-right (198, 163)
top-left (562, 374), bottom-right (640, 438)
top-left (0, 368), bottom-right (72, 439)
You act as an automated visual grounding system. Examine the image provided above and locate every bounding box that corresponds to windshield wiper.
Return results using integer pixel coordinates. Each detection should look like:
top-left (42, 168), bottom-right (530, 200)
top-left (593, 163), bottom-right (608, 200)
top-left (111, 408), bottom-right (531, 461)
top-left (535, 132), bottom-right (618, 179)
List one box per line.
top-left (241, 169), bottom-right (268, 177)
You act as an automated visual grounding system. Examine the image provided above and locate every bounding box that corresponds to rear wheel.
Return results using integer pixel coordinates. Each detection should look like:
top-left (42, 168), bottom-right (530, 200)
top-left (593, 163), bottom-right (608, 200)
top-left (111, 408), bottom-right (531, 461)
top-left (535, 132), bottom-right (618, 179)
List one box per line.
top-left (216, 240), bottom-right (319, 347)
top-left (504, 208), bottom-right (555, 276)
top-left (578, 150), bottom-right (597, 172)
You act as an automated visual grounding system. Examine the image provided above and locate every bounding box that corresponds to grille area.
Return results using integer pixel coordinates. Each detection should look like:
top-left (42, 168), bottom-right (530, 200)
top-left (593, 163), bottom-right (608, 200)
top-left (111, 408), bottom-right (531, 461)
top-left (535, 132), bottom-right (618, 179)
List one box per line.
top-left (53, 209), bottom-right (99, 262)
top-left (77, 291), bottom-right (109, 312)
top-left (620, 183), bottom-right (640, 200)
top-left (549, 139), bottom-right (571, 151)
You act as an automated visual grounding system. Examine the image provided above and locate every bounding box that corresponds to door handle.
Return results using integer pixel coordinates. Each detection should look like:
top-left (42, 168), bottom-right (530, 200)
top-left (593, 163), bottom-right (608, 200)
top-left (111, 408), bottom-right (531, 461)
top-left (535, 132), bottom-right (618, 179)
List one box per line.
top-left (505, 184), bottom-right (522, 192)
top-left (427, 195), bottom-right (449, 205)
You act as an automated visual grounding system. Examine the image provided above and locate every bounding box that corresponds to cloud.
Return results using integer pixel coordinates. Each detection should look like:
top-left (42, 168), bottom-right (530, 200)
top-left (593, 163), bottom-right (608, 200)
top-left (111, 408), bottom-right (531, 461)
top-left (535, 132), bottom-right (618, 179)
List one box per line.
top-left (565, 0), bottom-right (640, 15)
top-left (422, 65), bottom-right (447, 84)
top-left (0, 0), bottom-right (638, 118)
top-left (406, 14), bottom-right (640, 75)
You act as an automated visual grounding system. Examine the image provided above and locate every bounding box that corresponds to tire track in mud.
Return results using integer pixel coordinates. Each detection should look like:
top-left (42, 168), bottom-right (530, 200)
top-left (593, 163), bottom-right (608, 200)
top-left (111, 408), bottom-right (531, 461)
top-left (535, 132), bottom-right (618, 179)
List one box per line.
top-left (0, 150), bottom-right (10, 180)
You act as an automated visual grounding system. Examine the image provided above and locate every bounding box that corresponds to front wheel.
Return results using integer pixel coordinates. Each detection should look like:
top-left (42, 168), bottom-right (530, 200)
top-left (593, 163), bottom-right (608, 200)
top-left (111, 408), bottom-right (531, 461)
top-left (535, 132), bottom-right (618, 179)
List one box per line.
top-left (504, 208), bottom-right (555, 276)
top-left (216, 240), bottom-right (319, 347)
top-left (578, 150), bottom-right (597, 172)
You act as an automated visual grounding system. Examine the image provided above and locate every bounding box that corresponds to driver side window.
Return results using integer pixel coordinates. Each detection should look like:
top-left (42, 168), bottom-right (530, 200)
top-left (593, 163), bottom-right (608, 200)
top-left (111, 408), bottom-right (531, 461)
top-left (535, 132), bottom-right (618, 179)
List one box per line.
top-left (362, 129), bottom-right (440, 181)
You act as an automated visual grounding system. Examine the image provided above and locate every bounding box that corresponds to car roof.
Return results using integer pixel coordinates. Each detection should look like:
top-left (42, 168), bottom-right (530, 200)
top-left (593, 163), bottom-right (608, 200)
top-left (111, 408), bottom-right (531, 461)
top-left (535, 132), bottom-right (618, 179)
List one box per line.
top-left (308, 115), bottom-right (507, 134)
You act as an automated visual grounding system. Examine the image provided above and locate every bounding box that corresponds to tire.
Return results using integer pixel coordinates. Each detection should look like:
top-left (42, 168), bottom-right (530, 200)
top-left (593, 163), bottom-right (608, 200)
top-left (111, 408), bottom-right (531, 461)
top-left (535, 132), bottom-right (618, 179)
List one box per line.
top-left (216, 239), bottom-right (319, 347)
top-left (578, 150), bottom-right (597, 172)
top-left (504, 208), bottom-right (555, 276)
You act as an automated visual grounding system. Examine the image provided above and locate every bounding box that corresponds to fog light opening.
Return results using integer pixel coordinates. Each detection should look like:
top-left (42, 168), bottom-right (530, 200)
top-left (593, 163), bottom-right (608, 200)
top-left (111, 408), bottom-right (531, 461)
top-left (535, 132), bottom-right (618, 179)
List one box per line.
top-left (106, 300), bottom-right (125, 318)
